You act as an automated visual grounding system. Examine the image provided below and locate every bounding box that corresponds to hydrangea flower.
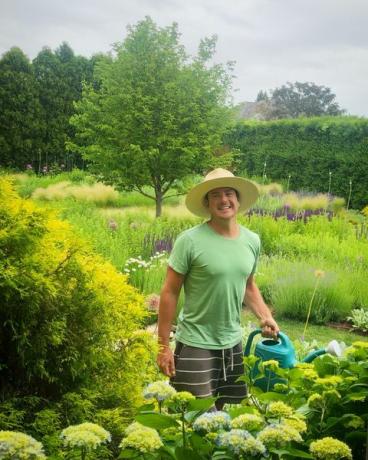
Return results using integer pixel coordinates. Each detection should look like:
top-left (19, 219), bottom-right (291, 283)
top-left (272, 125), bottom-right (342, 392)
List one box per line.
top-left (266, 401), bottom-right (293, 419)
top-left (262, 359), bottom-right (279, 372)
top-left (169, 391), bottom-right (195, 409)
top-left (60, 422), bottom-right (111, 450)
top-left (143, 381), bottom-right (177, 402)
top-left (295, 362), bottom-right (319, 381)
top-left (315, 376), bottom-right (343, 387)
top-left (308, 393), bottom-right (324, 408)
top-left (124, 422), bottom-right (151, 435)
top-left (257, 423), bottom-right (302, 448)
top-left (241, 437), bottom-right (267, 457)
top-left (120, 428), bottom-right (163, 453)
top-left (309, 437), bottom-right (352, 460)
top-left (231, 413), bottom-right (264, 431)
top-left (0, 431), bottom-right (46, 459)
top-left (283, 416), bottom-right (307, 434)
top-left (216, 430), bottom-right (266, 456)
top-left (193, 412), bottom-right (231, 433)
top-left (273, 383), bottom-right (289, 393)
top-left (295, 363), bottom-right (315, 369)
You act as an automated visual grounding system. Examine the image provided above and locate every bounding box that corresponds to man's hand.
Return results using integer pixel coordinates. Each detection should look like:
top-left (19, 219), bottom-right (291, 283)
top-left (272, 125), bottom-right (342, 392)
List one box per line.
top-left (157, 346), bottom-right (176, 377)
top-left (260, 317), bottom-right (280, 339)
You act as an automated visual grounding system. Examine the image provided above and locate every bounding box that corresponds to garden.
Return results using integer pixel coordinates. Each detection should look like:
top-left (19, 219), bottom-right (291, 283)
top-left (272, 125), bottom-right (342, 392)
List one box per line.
top-left (0, 169), bottom-right (367, 460)
top-left (1, 16), bottom-right (368, 460)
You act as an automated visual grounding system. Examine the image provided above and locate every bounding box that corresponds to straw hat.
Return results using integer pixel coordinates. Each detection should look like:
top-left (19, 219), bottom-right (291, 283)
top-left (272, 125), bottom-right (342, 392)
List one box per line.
top-left (185, 168), bottom-right (259, 217)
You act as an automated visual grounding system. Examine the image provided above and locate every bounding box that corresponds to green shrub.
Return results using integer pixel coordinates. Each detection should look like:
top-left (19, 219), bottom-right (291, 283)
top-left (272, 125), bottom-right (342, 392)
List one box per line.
top-left (0, 177), bottom-right (157, 407)
top-left (347, 308), bottom-right (368, 333)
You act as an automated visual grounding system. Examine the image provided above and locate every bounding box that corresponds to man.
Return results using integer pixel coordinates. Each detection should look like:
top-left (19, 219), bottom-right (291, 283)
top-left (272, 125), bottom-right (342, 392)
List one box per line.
top-left (157, 168), bottom-right (279, 408)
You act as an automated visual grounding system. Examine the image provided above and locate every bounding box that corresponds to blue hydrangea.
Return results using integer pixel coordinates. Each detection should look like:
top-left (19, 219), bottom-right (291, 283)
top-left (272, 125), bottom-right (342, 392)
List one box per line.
top-left (193, 411), bottom-right (231, 433)
top-left (216, 429), bottom-right (266, 456)
top-left (143, 381), bottom-right (177, 402)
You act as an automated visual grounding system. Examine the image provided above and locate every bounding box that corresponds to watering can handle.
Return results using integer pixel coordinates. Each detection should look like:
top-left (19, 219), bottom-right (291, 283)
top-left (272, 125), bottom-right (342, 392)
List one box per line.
top-left (277, 331), bottom-right (290, 347)
top-left (244, 329), bottom-right (287, 356)
top-left (244, 328), bottom-right (262, 356)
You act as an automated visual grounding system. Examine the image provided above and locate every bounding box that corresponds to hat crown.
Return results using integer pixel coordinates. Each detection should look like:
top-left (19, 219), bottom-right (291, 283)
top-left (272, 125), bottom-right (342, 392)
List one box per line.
top-left (204, 168), bottom-right (235, 182)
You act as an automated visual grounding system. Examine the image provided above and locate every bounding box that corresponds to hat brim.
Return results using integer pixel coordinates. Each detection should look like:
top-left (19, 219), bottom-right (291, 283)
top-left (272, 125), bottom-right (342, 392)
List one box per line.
top-left (185, 176), bottom-right (259, 217)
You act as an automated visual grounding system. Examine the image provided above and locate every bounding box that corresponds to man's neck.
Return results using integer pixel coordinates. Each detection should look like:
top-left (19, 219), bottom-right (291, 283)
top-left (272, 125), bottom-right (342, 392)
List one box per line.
top-left (207, 217), bottom-right (239, 238)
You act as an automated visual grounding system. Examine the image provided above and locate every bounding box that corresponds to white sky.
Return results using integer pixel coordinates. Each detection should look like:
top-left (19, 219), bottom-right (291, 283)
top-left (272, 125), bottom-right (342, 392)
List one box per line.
top-left (1, 0), bottom-right (368, 116)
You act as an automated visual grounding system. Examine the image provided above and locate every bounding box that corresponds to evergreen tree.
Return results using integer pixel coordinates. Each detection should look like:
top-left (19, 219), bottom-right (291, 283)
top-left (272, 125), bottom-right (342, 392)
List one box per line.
top-left (0, 48), bottom-right (42, 169)
top-left (33, 43), bottom-right (94, 170)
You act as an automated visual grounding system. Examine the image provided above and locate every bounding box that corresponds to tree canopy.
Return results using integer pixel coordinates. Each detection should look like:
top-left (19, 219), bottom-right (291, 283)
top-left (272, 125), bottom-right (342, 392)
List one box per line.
top-left (255, 81), bottom-right (345, 120)
top-left (0, 48), bottom-right (42, 168)
top-left (69, 17), bottom-right (234, 216)
top-left (0, 43), bottom-right (96, 171)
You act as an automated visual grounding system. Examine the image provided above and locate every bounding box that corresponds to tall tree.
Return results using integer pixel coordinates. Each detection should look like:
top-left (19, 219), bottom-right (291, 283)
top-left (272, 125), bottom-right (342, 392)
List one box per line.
top-left (33, 47), bottom-right (65, 170)
top-left (262, 81), bottom-right (345, 119)
top-left (0, 48), bottom-right (42, 168)
top-left (33, 43), bottom-right (94, 170)
top-left (70, 17), bottom-right (234, 216)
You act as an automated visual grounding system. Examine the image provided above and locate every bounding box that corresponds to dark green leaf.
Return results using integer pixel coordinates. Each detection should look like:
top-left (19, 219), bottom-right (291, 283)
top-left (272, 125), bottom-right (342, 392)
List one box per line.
top-left (137, 403), bottom-right (156, 412)
top-left (188, 397), bottom-right (217, 411)
top-left (136, 413), bottom-right (179, 429)
top-left (270, 447), bottom-right (312, 458)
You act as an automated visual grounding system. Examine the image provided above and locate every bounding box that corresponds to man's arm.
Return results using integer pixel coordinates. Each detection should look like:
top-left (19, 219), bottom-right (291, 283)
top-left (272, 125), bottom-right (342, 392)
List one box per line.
top-left (157, 266), bottom-right (184, 377)
top-left (244, 274), bottom-right (279, 338)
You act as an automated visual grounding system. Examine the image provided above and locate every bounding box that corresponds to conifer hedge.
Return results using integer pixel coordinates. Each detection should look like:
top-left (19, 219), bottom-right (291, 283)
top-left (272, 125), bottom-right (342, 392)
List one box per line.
top-left (225, 116), bottom-right (368, 209)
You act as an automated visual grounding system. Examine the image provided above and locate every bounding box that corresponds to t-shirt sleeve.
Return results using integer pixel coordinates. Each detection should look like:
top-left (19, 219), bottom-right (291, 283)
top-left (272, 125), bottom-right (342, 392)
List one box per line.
top-left (168, 232), bottom-right (193, 275)
top-left (250, 234), bottom-right (261, 275)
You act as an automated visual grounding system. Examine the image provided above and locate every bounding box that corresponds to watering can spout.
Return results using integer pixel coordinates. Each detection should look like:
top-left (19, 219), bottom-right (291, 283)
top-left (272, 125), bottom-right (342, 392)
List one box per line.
top-left (302, 348), bottom-right (326, 363)
top-left (302, 340), bottom-right (345, 363)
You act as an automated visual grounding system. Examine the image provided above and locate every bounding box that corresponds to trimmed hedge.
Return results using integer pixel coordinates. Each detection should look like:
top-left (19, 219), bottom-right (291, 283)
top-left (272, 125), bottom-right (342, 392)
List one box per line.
top-left (225, 116), bottom-right (368, 209)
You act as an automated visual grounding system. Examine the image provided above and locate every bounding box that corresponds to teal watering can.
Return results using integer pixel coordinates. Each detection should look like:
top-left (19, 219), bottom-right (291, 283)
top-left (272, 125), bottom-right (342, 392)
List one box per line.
top-left (244, 328), bottom-right (343, 391)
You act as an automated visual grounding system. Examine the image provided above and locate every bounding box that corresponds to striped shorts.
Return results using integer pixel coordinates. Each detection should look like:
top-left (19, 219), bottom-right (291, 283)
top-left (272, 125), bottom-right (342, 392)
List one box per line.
top-left (170, 342), bottom-right (247, 404)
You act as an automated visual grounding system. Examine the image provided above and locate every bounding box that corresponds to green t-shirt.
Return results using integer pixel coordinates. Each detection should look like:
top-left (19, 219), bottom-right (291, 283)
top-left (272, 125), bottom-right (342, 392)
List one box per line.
top-left (169, 223), bottom-right (260, 349)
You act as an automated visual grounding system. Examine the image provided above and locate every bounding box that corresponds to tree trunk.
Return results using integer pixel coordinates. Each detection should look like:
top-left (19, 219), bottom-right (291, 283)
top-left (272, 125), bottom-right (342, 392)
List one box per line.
top-left (155, 189), bottom-right (163, 217)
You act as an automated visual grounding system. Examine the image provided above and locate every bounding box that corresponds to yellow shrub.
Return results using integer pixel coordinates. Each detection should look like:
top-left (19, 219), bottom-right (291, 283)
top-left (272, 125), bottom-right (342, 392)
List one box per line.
top-left (0, 177), bottom-right (157, 411)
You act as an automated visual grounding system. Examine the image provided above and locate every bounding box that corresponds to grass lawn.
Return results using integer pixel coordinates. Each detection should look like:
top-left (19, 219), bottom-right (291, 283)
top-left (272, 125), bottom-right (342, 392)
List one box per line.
top-left (242, 310), bottom-right (367, 346)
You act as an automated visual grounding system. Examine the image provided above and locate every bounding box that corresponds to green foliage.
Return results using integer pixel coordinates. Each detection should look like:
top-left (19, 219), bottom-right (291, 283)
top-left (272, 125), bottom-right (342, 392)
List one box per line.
top-left (32, 43), bottom-right (95, 171)
top-left (256, 259), bottom-right (354, 324)
top-left (262, 81), bottom-right (345, 119)
top-left (70, 17), bottom-right (234, 216)
top-left (226, 116), bottom-right (368, 209)
top-left (0, 177), bottom-right (157, 409)
top-left (263, 342), bottom-right (368, 459)
top-left (0, 47), bottom-right (42, 169)
top-left (347, 308), bottom-right (368, 333)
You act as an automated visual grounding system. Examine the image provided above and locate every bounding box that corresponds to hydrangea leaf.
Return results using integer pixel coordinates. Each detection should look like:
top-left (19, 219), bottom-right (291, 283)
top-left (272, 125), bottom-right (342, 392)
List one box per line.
top-left (135, 413), bottom-right (179, 430)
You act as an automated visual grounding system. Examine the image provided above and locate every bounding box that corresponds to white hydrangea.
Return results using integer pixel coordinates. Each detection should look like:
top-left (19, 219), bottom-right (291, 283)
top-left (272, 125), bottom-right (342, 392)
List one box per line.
top-left (120, 426), bottom-right (163, 453)
top-left (0, 431), bottom-right (46, 459)
top-left (257, 423), bottom-right (302, 448)
top-left (60, 422), bottom-right (111, 450)
top-left (231, 413), bottom-right (265, 431)
top-left (143, 381), bottom-right (177, 402)
top-left (193, 412), bottom-right (231, 433)
top-left (216, 429), bottom-right (266, 456)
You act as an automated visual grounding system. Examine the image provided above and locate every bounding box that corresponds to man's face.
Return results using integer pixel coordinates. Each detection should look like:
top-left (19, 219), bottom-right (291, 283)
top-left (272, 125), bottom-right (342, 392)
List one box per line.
top-left (205, 187), bottom-right (240, 220)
